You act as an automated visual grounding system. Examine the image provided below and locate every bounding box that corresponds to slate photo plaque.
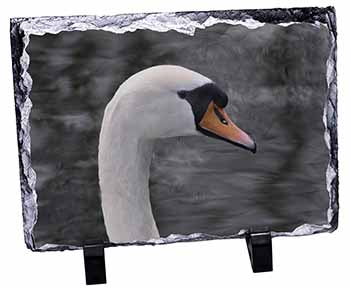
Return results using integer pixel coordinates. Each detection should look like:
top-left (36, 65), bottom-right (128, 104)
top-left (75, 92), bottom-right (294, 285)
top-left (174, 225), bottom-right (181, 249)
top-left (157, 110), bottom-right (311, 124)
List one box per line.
top-left (10, 6), bottom-right (338, 251)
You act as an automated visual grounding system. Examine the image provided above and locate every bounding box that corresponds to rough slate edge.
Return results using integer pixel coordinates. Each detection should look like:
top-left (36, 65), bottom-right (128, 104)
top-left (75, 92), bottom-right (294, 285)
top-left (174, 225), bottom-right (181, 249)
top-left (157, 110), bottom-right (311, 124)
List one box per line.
top-left (9, 6), bottom-right (338, 252)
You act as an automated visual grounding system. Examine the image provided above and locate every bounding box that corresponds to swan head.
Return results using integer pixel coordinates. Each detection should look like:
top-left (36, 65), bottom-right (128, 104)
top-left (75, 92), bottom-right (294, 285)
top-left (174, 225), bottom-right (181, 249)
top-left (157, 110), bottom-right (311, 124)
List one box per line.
top-left (177, 82), bottom-right (256, 153)
top-left (109, 65), bottom-right (256, 153)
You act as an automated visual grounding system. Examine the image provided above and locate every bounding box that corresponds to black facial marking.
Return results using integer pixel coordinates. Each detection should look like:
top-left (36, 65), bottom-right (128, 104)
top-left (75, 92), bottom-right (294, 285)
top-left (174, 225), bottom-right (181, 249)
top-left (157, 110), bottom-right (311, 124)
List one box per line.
top-left (177, 82), bottom-right (228, 125)
top-left (214, 106), bottom-right (228, 125)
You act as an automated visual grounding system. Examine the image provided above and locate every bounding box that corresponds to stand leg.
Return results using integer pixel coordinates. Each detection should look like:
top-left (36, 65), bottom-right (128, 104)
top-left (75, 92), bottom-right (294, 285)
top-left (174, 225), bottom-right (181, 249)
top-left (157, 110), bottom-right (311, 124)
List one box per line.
top-left (245, 229), bottom-right (273, 273)
top-left (83, 243), bottom-right (107, 285)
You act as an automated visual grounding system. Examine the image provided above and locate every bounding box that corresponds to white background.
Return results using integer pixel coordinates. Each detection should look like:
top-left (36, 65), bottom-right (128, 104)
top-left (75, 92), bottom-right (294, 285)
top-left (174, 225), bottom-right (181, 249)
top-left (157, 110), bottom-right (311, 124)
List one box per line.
top-left (1, 1), bottom-right (349, 288)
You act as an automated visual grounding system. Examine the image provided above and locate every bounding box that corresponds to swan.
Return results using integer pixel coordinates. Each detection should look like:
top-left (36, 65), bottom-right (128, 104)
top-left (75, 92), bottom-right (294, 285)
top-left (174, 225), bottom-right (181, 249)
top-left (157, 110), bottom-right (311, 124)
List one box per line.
top-left (98, 65), bottom-right (256, 244)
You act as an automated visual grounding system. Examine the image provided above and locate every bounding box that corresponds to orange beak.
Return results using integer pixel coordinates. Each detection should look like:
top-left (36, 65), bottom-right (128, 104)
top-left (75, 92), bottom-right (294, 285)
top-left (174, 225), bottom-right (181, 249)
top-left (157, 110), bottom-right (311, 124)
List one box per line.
top-left (199, 101), bottom-right (256, 153)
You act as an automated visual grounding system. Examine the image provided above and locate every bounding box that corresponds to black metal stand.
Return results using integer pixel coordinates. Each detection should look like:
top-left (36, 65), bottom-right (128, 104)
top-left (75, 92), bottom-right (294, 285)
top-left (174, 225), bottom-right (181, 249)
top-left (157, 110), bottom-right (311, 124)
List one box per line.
top-left (83, 243), bottom-right (107, 285)
top-left (245, 229), bottom-right (273, 273)
top-left (81, 230), bottom-right (272, 285)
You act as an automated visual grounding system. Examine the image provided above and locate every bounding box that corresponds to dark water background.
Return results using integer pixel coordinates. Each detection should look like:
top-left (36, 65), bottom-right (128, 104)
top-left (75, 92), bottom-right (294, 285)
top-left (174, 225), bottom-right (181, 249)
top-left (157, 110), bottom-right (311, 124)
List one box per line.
top-left (27, 23), bottom-right (331, 247)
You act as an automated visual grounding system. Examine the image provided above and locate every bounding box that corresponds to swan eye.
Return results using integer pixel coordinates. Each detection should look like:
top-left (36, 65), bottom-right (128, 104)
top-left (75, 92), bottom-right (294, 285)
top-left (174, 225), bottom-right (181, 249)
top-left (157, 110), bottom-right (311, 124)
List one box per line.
top-left (214, 106), bottom-right (228, 125)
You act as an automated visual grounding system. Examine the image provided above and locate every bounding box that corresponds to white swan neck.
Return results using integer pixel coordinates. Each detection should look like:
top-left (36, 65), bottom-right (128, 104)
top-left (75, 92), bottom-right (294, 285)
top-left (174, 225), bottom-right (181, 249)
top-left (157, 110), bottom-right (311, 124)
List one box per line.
top-left (98, 65), bottom-right (209, 243)
top-left (99, 128), bottom-right (159, 243)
